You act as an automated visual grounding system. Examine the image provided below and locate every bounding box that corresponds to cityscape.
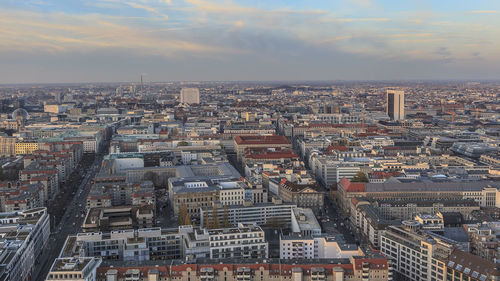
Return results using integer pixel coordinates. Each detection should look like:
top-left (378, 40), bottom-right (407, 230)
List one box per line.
top-left (1, 1), bottom-right (500, 281)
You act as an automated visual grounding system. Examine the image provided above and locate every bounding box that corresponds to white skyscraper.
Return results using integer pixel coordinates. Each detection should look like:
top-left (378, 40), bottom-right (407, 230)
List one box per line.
top-left (180, 88), bottom-right (200, 104)
top-left (386, 89), bottom-right (405, 121)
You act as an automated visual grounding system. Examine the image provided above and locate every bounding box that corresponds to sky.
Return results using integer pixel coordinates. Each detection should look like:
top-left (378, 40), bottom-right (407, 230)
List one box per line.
top-left (1, 0), bottom-right (500, 83)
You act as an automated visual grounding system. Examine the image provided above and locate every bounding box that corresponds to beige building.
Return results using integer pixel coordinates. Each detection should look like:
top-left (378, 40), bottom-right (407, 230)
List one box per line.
top-left (234, 135), bottom-right (291, 163)
top-left (15, 140), bottom-right (39, 155)
top-left (279, 179), bottom-right (324, 214)
top-left (337, 178), bottom-right (500, 214)
top-left (0, 134), bottom-right (16, 156)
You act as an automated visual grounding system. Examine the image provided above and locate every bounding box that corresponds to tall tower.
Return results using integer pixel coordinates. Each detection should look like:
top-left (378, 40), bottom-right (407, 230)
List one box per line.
top-left (140, 75), bottom-right (144, 94)
top-left (386, 89), bottom-right (405, 121)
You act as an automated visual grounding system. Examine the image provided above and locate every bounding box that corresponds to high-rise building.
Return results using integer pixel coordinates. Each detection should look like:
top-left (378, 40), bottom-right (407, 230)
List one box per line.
top-left (180, 88), bottom-right (200, 104)
top-left (386, 89), bottom-right (405, 120)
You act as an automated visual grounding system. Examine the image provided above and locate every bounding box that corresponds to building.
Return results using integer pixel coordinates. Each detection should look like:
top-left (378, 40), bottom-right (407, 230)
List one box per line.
top-left (169, 178), bottom-right (245, 218)
top-left (444, 248), bottom-right (500, 281)
top-left (15, 139), bottom-right (39, 155)
top-left (234, 135), bottom-right (291, 163)
top-left (381, 221), bottom-right (455, 281)
top-left (291, 207), bottom-right (322, 236)
top-left (46, 257), bottom-right (102, 281)
top-left (81, 205), bottom-right (155, 233)
top-left (180, 88), bottom-right (200, 104)
top-left (196, 223), bottom-right (268, 259)
top-left (95, 256), bottom-right (392, 281)
top-left (0, 134), bottom-right (16, 156)
top-left (280, 234), bottom-right (363, 260)
top-left (386, 90), bottom-right (404, 121)
top-left (62, 228), bottom-right (184, 262)
top-left (463, 222), bottom-right (500, 262)
top-left (337, 178), bottom-right (500, 214)
top-left (279, 179), bottom-right (324, 214)
top-left (200, 200), bottom-right (296, 228)
top-left (86, 182), bottom-right (155, 209)
top-left (0, 208), bottom-right (50, 281)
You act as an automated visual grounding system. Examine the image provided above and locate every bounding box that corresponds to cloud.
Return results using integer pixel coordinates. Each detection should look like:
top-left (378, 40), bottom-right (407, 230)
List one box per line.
top-left (347, 0), bottom-right (374, 8)
top-left (336, 17), bottom-right (390, 22)
top-left (0, 9), bottom-right (239, 56)
top-left (125, 2), bottom-right (159, 13)
top-left (468, 10), bottom-right (497, 14)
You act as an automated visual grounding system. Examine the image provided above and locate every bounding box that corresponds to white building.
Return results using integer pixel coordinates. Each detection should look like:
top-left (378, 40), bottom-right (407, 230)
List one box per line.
top-left (381, 222), bottom-right (454, 281)
top-left (207, 223), bottom-right (268, 259)
top-left (218, 181), bottom-right (245, 206)
top-left (280, 234), bottom-right (362, 260)
top-left (65, 228), bottom-right (183, 262)
top-left (290, 207), bottom-right (321, 236)
top-left (180, 88), bottom-right (200, 104)
top-left (200, 200), bottom-right (296, 228)
top-left (311, 157), bottom-right (363, 188)
top-left (0, 208), bottom-right (50, 281)
top-left (46, 257), bottom-right (102, 281)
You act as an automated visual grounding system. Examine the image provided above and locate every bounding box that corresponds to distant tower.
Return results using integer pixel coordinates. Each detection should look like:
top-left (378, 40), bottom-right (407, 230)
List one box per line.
top-left (140, 75), bottom-right (144, 94)
top-left (180, 88), bottom-right (200, 104)
top-left (386, 89), bottom-right (405, 121)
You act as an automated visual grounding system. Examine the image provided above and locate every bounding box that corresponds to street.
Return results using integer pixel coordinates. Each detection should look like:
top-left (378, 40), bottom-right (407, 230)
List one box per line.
top-left (33, 153), bottom-right (104, 281)
top-left (321, 196), bottom-right (357, 244)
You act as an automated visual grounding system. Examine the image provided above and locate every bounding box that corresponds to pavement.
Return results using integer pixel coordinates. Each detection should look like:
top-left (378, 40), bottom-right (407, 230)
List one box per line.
top-left (33, 152), bottom-right (105, 281)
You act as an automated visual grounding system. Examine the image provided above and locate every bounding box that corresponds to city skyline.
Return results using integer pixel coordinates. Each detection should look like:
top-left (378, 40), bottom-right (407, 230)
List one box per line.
top-left (2, 0), bottom-right (500, 83)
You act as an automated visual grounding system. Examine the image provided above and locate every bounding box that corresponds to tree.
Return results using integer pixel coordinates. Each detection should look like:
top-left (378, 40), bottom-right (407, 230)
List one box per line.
top-left (177, 141), bottom-right (189, 147)
top-left (351, 171), bottom-right (368, 183)
top-left (265, 217), bottom-right (285, 228)
top-left (211, 207), bottom-right (220, 229)
top-left (222, 205), bottom-right (231, 227)
top-left (178, 203), bottom-right (189, 225)
top-left (183, 212), bottom-right (192, 226)
top-left (203, 209), bottom-right (211, 229)
top-left (0, 167), bottom-right (5, 181)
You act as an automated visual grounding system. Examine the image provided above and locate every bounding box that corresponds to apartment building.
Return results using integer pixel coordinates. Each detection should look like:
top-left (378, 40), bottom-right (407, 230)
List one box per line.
top-left (207, 224), bottom-right (268, 259)
top-left (280, 234), bottom-right (362, 260)
top-left (95, 257), bottom-right (392, 281)
top-left (381, 222), bottom-right (455, 281)
top-left (444, 249), bottom-right (500, 281)
top-left (0, 208), bottom-right (50, 281)
top-left (63, 228), bottom-right (184, 262)
top-left (86, 182), bottom-right (155, 209)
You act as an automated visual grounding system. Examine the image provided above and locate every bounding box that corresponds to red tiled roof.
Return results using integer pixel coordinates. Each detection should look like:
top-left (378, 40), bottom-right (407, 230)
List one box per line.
top-left (326, 145), bottom-right (348, 152)
top-left (235, 135), bottom-right (290, 145)
top-left (339, 178), bottom-right (366, 192)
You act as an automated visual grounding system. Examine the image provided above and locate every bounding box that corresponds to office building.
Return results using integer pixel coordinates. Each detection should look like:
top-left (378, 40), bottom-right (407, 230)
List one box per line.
top-left (46, 257), bottom-right (102, 281)
top-left (386, 90), bottom-right (405, 121)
